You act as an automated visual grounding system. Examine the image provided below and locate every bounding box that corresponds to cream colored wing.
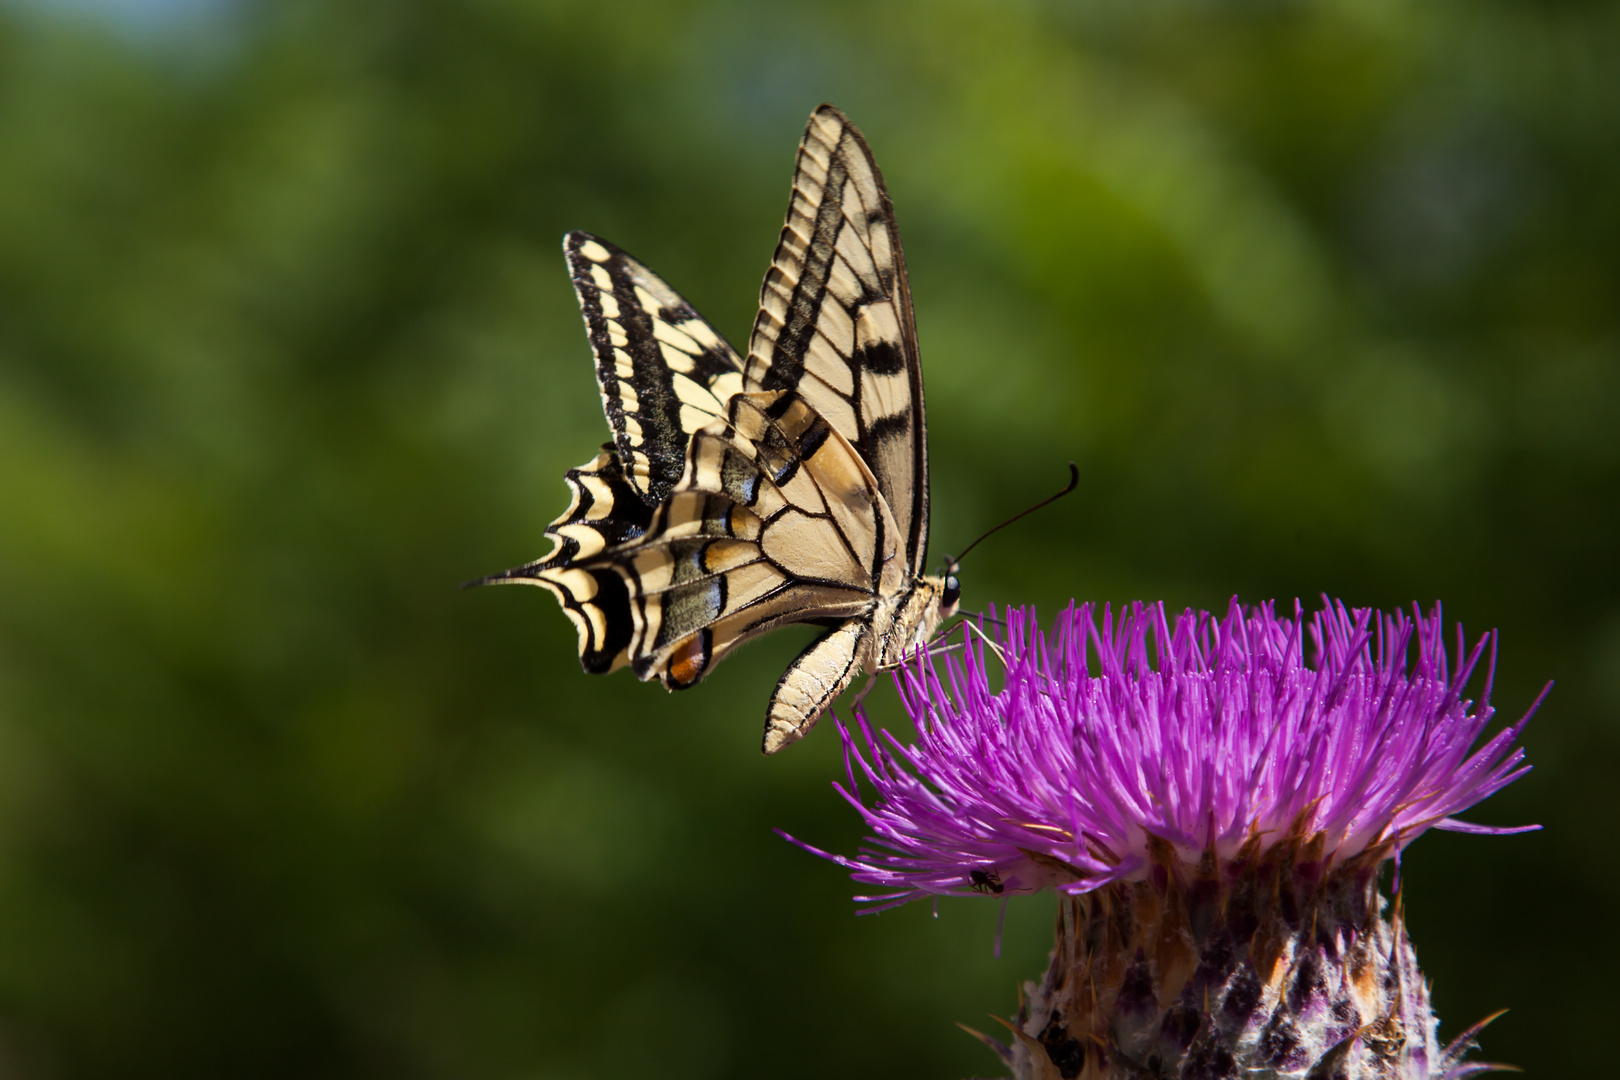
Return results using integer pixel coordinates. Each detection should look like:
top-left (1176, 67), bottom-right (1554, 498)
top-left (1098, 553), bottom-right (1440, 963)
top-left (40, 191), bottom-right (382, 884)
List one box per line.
top-left (744, 105), bottom-right (930, 577)
top-left (469, 233), bottom-right (752, 671)
top-left (620, 389), bottom-right (903, 688)
top-left (565, 231), bottom-right (746, 505)
top-left (487, 388), bottom-right (903, 705)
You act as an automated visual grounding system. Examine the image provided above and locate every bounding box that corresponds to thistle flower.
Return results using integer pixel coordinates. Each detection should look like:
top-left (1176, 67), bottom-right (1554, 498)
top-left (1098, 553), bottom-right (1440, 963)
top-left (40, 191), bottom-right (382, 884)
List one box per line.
top-left (790, 600), bottom-right (1543, 1080)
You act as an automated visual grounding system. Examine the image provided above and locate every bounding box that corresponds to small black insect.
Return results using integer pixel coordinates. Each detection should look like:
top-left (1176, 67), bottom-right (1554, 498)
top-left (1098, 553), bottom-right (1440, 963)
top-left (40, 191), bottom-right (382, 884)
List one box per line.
top-left (969, 868), bottom-right (1005, 895)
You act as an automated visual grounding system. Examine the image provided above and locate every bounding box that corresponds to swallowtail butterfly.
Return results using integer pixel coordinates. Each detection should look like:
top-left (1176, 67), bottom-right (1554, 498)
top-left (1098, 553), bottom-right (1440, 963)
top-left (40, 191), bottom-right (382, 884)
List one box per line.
top-left (476, 105), bottom-right (958, 753)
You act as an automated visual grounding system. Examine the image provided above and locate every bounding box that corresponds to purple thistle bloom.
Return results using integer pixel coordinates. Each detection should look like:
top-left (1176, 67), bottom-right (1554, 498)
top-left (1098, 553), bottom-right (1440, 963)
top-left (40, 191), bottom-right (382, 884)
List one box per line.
top-left (787, 599), bottom-right (1544, 1079)
top-left (801, 599), bottom-right (1538, 906)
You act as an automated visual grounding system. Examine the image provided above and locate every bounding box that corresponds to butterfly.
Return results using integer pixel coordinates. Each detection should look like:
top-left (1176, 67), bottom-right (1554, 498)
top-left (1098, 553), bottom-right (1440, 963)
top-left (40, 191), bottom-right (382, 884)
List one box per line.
top-left (474, 105), bottom-right (960, 754)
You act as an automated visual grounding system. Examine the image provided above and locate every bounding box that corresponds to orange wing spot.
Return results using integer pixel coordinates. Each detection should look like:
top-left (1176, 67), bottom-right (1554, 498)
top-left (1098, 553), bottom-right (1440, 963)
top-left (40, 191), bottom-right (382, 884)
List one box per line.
top-left (668, 631), bottom-right (711, 688)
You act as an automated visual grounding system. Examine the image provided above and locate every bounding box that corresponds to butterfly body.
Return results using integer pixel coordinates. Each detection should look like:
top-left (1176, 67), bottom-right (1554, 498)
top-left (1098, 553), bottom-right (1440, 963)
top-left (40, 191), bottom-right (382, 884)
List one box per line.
top-left (477, 106), bottom-right (954, 752)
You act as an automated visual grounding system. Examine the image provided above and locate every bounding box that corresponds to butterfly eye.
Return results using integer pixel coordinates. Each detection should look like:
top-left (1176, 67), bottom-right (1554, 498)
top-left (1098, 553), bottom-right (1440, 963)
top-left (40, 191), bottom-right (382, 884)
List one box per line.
top-left (941, 575), bottom-right (961, 612)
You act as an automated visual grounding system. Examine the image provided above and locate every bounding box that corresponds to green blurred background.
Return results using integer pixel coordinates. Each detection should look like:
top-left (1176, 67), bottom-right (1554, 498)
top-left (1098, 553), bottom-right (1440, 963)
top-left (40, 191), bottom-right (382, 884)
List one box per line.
top-left (0, 0), bottom-right (1613, 1076)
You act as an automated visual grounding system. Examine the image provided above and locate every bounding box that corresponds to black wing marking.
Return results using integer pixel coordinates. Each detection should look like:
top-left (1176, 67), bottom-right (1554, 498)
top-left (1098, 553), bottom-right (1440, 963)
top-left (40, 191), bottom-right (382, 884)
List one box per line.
top-left (742, 105), bottom-right (930, 575)
top-left (565, 231), bottom-right (746, 506)
top-left (470, 445), bottom-right (649, 674)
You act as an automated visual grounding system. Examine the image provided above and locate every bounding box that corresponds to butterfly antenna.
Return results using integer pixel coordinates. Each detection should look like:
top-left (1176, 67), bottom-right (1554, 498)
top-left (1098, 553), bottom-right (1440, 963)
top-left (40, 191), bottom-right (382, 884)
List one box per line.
top-left (953, 462), bottom-right (1079, 565)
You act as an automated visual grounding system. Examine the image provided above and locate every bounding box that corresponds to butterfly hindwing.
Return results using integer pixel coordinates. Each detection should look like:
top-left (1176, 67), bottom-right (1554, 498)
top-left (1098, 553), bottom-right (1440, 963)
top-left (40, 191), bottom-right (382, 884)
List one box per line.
top-left (616, 389), bottom-right (900, 686)
top-left (474, 445), bottom-right (649, 673)
top-left (744, 105), bottom-right (930, 576)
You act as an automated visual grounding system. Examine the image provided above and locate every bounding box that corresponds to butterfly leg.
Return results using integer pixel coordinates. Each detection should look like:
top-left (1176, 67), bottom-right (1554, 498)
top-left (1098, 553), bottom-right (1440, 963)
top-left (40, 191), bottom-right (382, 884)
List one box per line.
top-left (959, 617), bottom-right (1008, 667)
top-left (763, 620), bottom-right (870, 755)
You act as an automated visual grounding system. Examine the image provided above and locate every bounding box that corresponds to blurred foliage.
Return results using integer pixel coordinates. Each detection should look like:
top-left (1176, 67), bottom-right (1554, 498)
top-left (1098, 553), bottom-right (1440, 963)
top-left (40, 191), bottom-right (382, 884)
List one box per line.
top-left (0, 0), bottom-right (1614, 1076)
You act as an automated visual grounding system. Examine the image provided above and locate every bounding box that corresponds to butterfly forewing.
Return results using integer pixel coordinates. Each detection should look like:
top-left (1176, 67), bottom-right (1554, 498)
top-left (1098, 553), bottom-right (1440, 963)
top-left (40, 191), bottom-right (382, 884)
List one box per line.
top-left (744, 106), bottom-right (929, 576)
top-left (566, 231), bottom-right (746, 504)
